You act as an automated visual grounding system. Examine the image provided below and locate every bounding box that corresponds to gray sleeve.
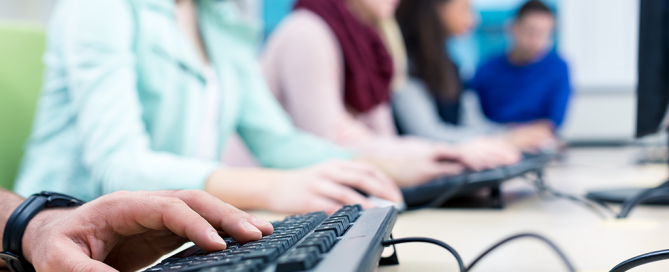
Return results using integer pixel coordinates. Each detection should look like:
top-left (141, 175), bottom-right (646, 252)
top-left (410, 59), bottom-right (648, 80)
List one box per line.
top-left (391, 78), bottom-right (508, 144)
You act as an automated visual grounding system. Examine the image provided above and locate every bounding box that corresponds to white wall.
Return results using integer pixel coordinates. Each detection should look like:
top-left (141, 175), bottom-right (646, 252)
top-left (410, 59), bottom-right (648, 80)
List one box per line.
top-left (0, 0), bottom-right (55, 25)
top-left (558, 0), bottom-right (640, 143)
top-left (559, 0), bottom-right (639, 89)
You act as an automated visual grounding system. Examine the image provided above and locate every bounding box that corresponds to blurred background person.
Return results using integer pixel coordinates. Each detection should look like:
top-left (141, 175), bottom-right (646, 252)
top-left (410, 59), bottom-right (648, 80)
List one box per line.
top-left (13, 0), bottom-right (405, 215)
top-left (393, 0), bottom-right (563, 153)
top-left (469, 0), bottom-right (570, 151)
top-left (260, 0), bottom-right (522, 183)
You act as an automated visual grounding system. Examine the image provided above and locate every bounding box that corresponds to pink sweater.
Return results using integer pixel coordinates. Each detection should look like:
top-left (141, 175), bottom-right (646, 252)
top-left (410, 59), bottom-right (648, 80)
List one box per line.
top-left (262, 10), bottom-right (398, 148)
top-left (222, 10), bottom-right (433, 167)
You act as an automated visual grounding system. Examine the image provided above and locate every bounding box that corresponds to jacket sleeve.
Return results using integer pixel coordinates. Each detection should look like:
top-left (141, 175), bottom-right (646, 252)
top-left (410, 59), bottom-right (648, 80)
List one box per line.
top-left (392, 78), bottom-right (507, 143)
top-left (62, 0), bottom-right (220, 194)
top-left (234, 60), bottom-right (353, 169)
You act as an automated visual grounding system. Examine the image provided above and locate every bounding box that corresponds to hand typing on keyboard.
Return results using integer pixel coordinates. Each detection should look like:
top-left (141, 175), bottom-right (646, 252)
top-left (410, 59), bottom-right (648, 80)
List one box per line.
top-left (263, 161), bottom-right (402, 214)
top-left (144, 204), bottom-right (396, 272)
top-left (21, 190), bottom-right (273, 272)
top-left (453, 138), bottom-right (522, 171)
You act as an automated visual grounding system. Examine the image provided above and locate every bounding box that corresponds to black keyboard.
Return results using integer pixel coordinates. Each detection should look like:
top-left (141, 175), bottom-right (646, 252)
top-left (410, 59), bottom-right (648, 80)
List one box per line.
top-left (144, 205), bottom-right (398, 272)
top-left (402, 152), bottom-right (556, 208)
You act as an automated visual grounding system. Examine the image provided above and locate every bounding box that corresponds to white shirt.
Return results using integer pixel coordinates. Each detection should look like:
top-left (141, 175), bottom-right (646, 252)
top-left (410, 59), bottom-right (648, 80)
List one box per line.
top-left (196, 65), bottom-right (221, 160)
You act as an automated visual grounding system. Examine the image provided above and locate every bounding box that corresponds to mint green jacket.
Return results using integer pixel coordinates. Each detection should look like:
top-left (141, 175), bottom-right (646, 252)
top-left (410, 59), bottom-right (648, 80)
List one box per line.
top-left (14, 0), bottom-right (350, 201)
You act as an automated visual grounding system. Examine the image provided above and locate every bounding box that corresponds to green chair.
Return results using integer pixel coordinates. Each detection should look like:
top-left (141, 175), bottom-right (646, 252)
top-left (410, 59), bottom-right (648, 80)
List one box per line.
top-left (0, 23), bottom-right (46, 190)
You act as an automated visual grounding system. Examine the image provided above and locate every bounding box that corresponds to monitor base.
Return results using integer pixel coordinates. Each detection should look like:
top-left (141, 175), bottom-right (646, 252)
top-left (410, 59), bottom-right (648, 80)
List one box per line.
top-left (587, 182), bottom-right (669, 218)
top-left (586, 188), bottom-right (669, 205)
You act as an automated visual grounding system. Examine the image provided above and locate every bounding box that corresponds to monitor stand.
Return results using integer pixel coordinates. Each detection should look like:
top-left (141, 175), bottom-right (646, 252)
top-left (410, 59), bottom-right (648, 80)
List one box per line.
top-left (586, 133), bottom-right (669, 218)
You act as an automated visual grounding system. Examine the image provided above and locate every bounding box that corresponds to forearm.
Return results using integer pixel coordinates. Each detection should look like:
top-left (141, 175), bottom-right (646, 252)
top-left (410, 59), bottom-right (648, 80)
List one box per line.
top-left (0, 189), bottom-right (25, 267)
top-left (204, 168), bottom-right (292, 211)
top-left (92, 149), bottom-right (219, 196)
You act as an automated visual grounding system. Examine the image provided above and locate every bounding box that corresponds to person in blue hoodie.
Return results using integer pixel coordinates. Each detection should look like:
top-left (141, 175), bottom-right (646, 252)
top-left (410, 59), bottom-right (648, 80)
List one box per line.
top-left (469, 0), bottom-right (572, 150)
top-left (393, 0), bottom-right (564, 153)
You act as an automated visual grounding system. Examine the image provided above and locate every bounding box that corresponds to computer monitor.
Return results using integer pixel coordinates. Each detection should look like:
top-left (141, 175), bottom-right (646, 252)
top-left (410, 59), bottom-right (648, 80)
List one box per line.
top-left (636, 0), bottom-right (669, 138)
top-left (586, 0), bottom-right (669, 218)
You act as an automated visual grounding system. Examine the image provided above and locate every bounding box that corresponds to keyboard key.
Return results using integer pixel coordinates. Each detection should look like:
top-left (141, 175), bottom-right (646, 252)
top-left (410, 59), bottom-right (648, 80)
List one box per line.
top-left (231, 259), bottom-right (265, 272)
top-left (160, 258), bottom-right (180, 263)
top-left (244, 247), bottom-right (280, 262)
top-left (178, 256), bottom-right (242, 272)
top-left (276, 248), bottom-right (320, 272)
top-left (315, 223), bottom-right (342, 236)
top-left (322, 220), bottom-right (345, 234)
top-left (306, 231), bottom-right (336, 245)
top-left (297, 238), bottom-right (329, 253)
top-left (330, 212), bottom-right (354, 222)
top-left (343, 204), bottom-right (362, 211)
top-left (208, 250), bottom-right (233, 257)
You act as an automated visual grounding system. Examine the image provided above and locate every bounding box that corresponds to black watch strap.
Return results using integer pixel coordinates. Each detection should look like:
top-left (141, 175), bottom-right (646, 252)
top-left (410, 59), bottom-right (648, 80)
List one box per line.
top-left (1, 192), bottom-right (85, 272)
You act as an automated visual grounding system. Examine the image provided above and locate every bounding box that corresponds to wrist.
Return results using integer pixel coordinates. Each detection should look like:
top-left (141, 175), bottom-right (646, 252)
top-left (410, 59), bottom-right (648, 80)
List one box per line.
top-left (1, 192), bottom-right (85, 272)
top-left (0, 195), bottom-right (24, 268)
top-left (21, 209), bottom-right (68, 265)
top-left (205, 169), bottom-right (286, 211)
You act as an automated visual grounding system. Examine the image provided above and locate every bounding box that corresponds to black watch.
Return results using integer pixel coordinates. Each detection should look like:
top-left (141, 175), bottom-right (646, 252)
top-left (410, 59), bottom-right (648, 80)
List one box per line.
top-left (0, 192), bottom-right (85, 272)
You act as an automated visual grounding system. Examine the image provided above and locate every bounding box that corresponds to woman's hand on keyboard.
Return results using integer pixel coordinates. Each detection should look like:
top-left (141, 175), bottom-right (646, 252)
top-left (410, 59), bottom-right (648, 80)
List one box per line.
top-left (21, 190), bottom-right (274, 272)
top-left (453, 138), bottom-right (523, 171)
top-left (356, 140), bottom-right (466, 188)
top-left (264, 161), bottom-right (403, 215)
top-left (505, 121), bottom-right (556, 152)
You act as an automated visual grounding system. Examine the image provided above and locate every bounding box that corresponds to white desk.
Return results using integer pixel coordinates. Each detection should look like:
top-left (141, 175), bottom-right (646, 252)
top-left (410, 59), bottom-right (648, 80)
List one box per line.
top-left (375, 147), bottom-right (669, 272)
top-left (246, 147), bottom-right (669, 272)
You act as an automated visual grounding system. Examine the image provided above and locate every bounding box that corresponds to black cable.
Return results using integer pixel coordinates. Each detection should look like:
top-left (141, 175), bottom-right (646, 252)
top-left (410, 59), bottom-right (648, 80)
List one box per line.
top-left (382, 237), bottom-right (466, 272)
top-left (541, 186), bottom-right (615, 219)
top-left (523, 174), bottom-right (618, 219)
top-left (588, 197), bottom-right (620, 217)
top-left (609, 249), bottom-right (669, 272)
top-left (466, 233), bottom-right (576, 272)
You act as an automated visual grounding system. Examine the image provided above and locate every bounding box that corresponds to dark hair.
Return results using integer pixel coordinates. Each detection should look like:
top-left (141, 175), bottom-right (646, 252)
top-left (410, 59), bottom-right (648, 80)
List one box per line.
top-left (517, 0), bottom-right (554, 20)
top-left (396, 0), bottom-right (460, 102)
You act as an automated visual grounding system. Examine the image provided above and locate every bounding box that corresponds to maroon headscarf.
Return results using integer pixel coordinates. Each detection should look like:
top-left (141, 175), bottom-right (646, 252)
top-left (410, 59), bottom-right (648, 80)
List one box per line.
top-left (294, 0), bottom-right (395, 113)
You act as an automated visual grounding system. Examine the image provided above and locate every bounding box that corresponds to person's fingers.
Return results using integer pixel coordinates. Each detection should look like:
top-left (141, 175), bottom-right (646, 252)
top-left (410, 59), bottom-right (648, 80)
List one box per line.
top-left (150, 190), bottom-right (272, 244)
top-left (439, 143), bottom-right (508, 170)
top-left (305, 194), bottom-right (345, 215)
top-left (459, 152), bottom-right (490, 171)
top-left (112, 194), bottom-right (229, 253)
top-left (427, 162), bottom-right (465, 178)
top-left (158, 190), bottom-right (274, 235)
top-left (312, 179), bottom-right (375, 208)
top-left (338, 161), bottom-right (395, 187)
top-left (39, 240), bottom-right (117, 272)
top-left (479, 148), bottom-right (518, 167)
top-left (322, 165), bottom-right (402, 203)
top-left (336, 161), bottom-right (403, 202)
top-left (404, 161), bottom-right (465, 187)
top-left (433, 144), bottom-right (491, 171)
top-left (465, 139), bottom-right (522, 169)
top-left (432, 144), bottom-right (462, 161)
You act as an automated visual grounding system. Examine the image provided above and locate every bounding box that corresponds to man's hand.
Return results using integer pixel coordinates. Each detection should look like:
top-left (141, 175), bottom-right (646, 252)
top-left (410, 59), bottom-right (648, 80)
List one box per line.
top-left (21, 190), bottom-right (273, 272)
top-left (506, 121), bottom-right (556, 152)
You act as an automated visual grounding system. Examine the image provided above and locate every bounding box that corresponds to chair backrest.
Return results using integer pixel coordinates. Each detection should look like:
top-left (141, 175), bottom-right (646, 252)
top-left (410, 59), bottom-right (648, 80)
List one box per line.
top-left (0, 23), bottom-right (46, 190)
